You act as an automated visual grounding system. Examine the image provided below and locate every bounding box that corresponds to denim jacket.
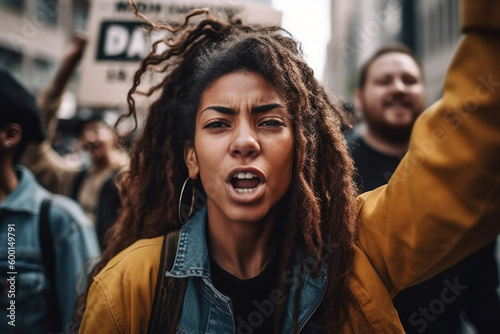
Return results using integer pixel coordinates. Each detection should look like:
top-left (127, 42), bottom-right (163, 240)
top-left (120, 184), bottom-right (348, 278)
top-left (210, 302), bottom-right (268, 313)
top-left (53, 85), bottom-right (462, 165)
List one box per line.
top-left (167, 208), bottom-right (327, 333)
top-left (0, 165), bottom-right (100, 333)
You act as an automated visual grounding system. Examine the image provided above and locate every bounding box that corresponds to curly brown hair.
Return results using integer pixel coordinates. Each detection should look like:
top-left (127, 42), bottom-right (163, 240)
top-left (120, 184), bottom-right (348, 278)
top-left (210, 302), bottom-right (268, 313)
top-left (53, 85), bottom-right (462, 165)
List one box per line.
top-left (74, 2), bottom-right (359, 332)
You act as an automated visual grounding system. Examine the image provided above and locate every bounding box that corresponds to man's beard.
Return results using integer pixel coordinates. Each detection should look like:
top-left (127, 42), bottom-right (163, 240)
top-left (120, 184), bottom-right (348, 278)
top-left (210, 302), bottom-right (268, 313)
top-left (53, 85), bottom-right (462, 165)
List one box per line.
top-left (368, 119), bottom-right (415, 144)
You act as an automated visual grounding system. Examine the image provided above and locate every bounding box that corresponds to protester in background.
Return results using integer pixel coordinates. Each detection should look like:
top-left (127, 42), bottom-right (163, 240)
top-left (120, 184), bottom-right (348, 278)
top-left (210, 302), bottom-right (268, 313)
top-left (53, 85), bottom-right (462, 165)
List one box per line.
top-left (348, 44), bottom-right (500, 333)
top-left (349, 44), bottom-right (425, 191)
top-left (0, 69), bottom-right (100, 333)
top-left (69, 108), bottom-right (126, 243)
top-left (75, 1), bottom-right (499, 332)
top-left (21, 35), bottom-right (129, 247)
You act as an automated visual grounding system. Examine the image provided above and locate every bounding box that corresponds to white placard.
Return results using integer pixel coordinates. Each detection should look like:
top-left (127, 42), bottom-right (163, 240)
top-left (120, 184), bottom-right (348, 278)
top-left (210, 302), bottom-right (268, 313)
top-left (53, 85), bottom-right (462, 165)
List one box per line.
top-left (78, 0), bottom-right (282, 109)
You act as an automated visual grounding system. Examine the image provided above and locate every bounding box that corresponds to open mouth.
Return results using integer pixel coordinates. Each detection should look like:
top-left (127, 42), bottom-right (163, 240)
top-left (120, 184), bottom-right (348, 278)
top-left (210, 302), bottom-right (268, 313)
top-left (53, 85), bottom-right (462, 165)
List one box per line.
top-left (230, 172), bottom-right (262, 194)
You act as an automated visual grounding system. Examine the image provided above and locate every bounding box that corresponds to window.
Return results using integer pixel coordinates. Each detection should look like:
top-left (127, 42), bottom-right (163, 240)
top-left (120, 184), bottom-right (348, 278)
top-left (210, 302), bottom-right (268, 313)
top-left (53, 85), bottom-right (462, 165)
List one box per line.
top-left (35, 0), bottom-right (59, 26)
top-left (73, 0), bottom-right (90, 32)
top-left (0, 0), bottom-right (24, 12)
top-left (450, 0), bottom-right (459, 42)
top-left (33, 58), bottom-right (55, 88)
top-left (429, 10), bottom-right (436, 54)
top-left (438, 1), bottom-right (445, 50)
top-left (0, 46), bottom-right (22, 77)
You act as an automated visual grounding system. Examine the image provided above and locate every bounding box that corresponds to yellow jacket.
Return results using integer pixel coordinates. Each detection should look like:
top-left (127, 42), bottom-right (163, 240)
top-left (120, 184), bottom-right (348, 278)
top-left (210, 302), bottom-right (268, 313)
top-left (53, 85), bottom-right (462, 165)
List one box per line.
top-left (80, 0), bottom-right (500, 332)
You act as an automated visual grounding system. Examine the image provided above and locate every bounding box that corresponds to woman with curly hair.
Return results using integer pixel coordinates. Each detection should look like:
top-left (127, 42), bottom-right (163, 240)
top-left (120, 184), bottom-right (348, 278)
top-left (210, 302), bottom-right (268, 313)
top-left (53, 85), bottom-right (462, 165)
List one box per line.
top-left (76, 0), bottom-right (500, 332)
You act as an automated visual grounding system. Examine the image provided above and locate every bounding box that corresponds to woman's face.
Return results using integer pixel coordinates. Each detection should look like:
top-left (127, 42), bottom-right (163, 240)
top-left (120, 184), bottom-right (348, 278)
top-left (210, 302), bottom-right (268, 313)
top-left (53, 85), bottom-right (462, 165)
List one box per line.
top-left (184, 70), bottom-right (294, 225)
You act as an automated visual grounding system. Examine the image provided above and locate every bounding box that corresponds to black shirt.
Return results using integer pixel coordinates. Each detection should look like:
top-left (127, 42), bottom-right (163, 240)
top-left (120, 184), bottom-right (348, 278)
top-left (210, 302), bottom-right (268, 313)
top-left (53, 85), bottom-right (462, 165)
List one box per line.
top-left (210, 255), bottom-right (280, 334)
top-left (347, 135), bottom-right (402, 192)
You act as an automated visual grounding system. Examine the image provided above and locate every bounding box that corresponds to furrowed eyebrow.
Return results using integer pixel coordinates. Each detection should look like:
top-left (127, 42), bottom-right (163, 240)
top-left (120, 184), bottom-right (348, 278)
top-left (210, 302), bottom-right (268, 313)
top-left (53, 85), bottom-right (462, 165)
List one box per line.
top-left (201, 106), bottom-right (236, 114)
top-left (252, 104), bottom-right (284, 114)
top-left (201, 104), bottom-right (284, 115)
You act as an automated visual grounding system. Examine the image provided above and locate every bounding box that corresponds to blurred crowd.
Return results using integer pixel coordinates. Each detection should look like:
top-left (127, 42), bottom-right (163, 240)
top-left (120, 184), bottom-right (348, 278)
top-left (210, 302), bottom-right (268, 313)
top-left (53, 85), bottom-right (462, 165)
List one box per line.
top-left (1, 4), bottom-right (499, 333)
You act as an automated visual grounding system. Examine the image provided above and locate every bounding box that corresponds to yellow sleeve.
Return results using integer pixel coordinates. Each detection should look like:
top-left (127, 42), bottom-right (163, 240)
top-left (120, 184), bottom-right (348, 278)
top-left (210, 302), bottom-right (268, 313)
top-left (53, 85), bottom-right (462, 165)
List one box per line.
top-left (79, 237), bottom-right (163, 334)
top-left (357, 0), bottom-right (500, 296)
top-left (79, 281), bottom-right (124, 334)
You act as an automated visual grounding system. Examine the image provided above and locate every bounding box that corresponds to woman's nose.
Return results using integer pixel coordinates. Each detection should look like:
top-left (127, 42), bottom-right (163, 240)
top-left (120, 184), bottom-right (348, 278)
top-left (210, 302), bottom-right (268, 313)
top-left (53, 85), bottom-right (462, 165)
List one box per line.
top-left (229, 123), bottom-right (260, 158)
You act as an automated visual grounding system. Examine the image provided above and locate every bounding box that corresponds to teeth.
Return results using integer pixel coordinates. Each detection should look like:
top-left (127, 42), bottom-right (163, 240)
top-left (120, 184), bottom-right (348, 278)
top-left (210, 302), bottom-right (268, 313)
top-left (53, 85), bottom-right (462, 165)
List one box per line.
top-left (235, 188), bottom-right (256, 193)
top-left (232, 172), bottom-right (260, 194)
top-left (233, 172), bottom-right (258, 179)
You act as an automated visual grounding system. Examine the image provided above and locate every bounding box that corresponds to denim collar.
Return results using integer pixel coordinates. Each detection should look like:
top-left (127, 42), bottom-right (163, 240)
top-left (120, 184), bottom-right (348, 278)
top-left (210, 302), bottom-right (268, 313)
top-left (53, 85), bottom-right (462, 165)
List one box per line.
top-left (166, 206), bottom-right (328, 330)
top-left (165, 205), bottom-right (328, 280)
top-left (166, 207), bottom-right (211, 279)
top-left (0, 165), bottom-right (43, 214)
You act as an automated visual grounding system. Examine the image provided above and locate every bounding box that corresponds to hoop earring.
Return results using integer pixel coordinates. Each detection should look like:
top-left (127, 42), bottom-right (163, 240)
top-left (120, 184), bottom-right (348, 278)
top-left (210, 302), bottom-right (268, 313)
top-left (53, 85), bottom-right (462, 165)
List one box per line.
top-left (178, 177), bottom-right (195, 224)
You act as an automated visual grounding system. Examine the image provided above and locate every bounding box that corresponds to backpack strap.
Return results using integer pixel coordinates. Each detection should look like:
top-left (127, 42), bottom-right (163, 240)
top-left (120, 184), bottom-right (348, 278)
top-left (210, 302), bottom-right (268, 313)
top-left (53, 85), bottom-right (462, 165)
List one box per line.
top-left (39, 197), bottom-right (63, 332)
top-left (147, 229), bottom-right (187, 334)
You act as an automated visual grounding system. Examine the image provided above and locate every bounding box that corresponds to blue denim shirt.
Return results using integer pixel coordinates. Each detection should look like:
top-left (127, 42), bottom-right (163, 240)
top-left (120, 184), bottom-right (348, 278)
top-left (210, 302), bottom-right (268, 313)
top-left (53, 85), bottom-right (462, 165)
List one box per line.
top-left (167, 208), bottom-right (327, 333)
top-left (0, 166), bottom-right (100, 333)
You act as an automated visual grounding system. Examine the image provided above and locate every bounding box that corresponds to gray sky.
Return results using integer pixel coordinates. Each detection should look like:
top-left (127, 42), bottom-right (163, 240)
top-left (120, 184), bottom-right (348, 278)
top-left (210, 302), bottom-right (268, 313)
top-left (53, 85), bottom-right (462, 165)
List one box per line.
top-left (272, 0), bottom-right (331, 82)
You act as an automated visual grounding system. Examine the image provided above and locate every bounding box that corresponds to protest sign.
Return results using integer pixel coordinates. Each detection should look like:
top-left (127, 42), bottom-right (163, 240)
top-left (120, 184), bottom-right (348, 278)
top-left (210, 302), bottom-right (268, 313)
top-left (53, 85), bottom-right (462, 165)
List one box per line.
top-left (78, 0), bottom-right (282, 108)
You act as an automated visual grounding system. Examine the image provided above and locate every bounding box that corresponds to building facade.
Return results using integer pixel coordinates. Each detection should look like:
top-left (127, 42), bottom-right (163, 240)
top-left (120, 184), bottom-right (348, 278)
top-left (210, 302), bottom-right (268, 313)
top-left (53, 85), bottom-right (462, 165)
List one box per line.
top-left (0, 0), bottom-right (279, 108)
top-left (0, 0), bottom-right (89, 94)
top-left (324, 0), bottom-right (460, 105)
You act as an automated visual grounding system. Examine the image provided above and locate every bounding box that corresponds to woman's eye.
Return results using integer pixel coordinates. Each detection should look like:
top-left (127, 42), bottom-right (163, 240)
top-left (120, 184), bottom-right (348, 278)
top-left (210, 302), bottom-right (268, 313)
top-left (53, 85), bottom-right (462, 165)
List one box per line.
top-left (260, 119), bottom-right (285, 127)
top-left (204, 121), bottom-right (229, 129)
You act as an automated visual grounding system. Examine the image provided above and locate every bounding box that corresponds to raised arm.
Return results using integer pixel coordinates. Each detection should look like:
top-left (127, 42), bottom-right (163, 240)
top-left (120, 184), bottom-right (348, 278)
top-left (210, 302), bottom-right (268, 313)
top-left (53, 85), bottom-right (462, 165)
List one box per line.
top-left (20, 35), bottom-right (88, 196)
top-left (40, 34), bottom-right (88, 142)
top-left (356, 0), bottom-right (500, 296)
